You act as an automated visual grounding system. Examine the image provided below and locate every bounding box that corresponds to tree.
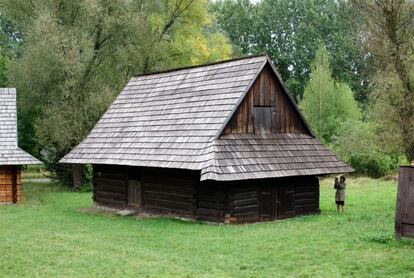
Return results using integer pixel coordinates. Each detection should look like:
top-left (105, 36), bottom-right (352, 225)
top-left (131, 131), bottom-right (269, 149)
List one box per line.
top-left (209, 0), bottom-right (256, 56)
top-left (353, 0), bottom-right (414, 161)
top-left (332, 121), bottom-right (398, 177)
top-left (210, 0), bottom-right (370, 102)
top-left (300, 45), bottom-right (361, 144)
top-left (1, 0), bottom-right (232, 183)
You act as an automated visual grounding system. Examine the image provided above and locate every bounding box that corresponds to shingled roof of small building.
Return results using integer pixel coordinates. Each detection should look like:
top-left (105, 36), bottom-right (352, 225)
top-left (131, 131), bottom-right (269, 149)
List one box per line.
top-left (0, 88), bottom-right (41, 165)
top-left (60, 55), bottom-right (353, 181)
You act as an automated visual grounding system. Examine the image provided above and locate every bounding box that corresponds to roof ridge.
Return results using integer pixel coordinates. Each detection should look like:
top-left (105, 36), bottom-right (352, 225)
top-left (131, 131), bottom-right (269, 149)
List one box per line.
top-left (133, 54), bottom-right (268, 78)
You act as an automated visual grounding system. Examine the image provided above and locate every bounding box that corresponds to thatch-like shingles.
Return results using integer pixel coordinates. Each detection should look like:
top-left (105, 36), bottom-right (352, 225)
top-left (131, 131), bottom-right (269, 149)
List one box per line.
top-left (61, 55), bottom-right (353, 180)
top-left (61, 56), bottom-right (267, 169)
top-left (0, 88), bottom-right (41, 165)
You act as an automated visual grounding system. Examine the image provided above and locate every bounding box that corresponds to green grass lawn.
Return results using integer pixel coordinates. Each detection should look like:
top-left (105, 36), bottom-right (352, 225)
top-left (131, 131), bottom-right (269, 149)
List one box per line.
top-left (1, 177), bottom-right (413, 277)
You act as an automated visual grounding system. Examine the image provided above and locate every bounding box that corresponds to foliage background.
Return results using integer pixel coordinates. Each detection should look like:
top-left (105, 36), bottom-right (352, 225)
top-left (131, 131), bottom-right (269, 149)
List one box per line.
top-left (0, 0), bottom-right (412, 183)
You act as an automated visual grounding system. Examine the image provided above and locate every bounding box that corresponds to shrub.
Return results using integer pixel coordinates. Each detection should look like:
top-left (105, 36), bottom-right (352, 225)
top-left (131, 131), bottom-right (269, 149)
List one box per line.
top-left (348, 151), bottom-right (396, 178)
top-left (332, 121), bottom-right (399, 177)
top-left (77, 164), bottom-right (94, 192)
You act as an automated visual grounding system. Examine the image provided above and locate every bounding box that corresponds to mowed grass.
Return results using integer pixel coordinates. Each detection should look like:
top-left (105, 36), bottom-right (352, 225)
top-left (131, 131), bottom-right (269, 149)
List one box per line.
top-left (1, 178), bottom-right (414, 277)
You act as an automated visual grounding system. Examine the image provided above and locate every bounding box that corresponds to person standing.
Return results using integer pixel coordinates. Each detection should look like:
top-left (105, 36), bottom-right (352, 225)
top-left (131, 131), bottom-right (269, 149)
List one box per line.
top-left (334, 176), bottom-right (346, 212)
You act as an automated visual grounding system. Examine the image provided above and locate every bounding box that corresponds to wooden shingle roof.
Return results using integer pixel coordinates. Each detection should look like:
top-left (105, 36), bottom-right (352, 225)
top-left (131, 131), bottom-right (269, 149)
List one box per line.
top-left (0, 88), bottom-right (41, 165)
top-left (61, 55), bottom-right (353, 180)
top-left (201, 133), bottom-right (352, 181)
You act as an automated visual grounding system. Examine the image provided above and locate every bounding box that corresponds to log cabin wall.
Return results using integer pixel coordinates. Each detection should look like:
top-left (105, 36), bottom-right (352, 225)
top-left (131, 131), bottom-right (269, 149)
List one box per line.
top-left (223, 64), bottom-right (309, 135)
top-left (93, 165), bottom-right (199, 214)
top-left (141, 168), bottom-right (199, 216)
top-left (93, 165), bottom-right (128, 209)
top-left (197, 182), bottom-right (227, 222)
top-left (92, 164), bottom-right (319, 223)
top-left (0, 166), bottom-right (21, 204)
top-left (293, 177), bottom-right (320, 216)
top-left (228, 184), bottom-right (260, 223)
top-left (200, 176), bottom-right (320, 223)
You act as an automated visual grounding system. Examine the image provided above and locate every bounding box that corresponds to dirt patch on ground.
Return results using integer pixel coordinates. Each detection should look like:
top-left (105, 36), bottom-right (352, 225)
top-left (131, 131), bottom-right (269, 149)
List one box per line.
top-left (75, 207), bottom-right (199, 223)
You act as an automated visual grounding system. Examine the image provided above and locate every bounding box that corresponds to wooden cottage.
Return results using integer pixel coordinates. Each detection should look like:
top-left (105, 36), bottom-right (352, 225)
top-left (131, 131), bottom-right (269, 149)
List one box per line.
top-left (0, 88), bottom-right (41, 204)
top-left (61, 55), bottom-right (353, 223)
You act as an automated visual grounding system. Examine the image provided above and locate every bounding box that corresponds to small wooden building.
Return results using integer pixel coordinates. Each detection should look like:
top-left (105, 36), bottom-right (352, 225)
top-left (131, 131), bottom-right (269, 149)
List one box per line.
top-left (61, 55), bottom-right (353, 223)
top-left (0, 88), bottom-right (41, 204)
top-left (395, 166), bottom-right (414, 238)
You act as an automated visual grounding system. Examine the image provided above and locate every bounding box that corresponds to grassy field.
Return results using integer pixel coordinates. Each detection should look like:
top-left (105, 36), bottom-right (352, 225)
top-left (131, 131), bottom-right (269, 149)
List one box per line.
top-left (1, 177), bottom-right (413, 277)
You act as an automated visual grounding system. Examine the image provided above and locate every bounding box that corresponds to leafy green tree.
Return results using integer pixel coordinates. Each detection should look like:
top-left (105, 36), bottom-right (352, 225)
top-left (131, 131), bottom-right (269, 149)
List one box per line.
top-left (210, 0), bottom-right (370, 102)
top-left (1, 0), bottom-right (232, 183)
top-left (332, 121), bottom-right (398, 177)
top-left (0, 13), bottom-right (22, 87)
top-left (353, 0), bottom-right (414, 162)
top-left (209, 0), bottom-right (255, 56)
top-left (300, 45), bottom-right (361, 144)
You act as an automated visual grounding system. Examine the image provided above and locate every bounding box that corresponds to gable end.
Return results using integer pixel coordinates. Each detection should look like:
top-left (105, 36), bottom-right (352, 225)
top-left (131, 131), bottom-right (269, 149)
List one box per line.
top-left (221, 62), bottom-right (312, 136)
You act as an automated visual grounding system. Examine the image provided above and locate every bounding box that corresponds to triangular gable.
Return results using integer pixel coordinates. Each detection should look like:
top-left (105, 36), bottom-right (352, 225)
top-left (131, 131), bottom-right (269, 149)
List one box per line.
top-left (217, 56), bottom-right (314, 138)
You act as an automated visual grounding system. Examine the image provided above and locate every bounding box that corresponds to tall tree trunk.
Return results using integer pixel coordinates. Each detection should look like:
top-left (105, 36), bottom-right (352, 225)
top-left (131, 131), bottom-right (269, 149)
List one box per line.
top-left (354, 0), bottom-right (414, 161)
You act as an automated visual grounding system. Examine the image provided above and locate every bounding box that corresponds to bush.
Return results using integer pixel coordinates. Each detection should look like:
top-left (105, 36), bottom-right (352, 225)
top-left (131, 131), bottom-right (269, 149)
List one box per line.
top-left (348, 151), bottom-right (396, 178)
top-left (78, 164), bottom-right (93, 192)
top-left (332, 121), bottom-right (399, 177)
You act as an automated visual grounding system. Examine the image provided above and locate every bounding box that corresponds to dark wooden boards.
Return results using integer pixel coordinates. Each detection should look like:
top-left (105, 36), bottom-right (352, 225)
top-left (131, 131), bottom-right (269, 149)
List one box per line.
top-left (395, 166), bottom-right (414, 239)
top-left (229, 185), bottom-right (260, 223)
top-left (93, 165), bottom-right (128, 209)
top-left (201, 176), bottom-right (319, 223)
top-left (223, 65), bottom-right (309, 135)
top-left (197, 183), bottom-right (227, 222)
top-left (141, 168), bottom-right (199, 216)
top-left (92, 164), bottom-right (320, 223)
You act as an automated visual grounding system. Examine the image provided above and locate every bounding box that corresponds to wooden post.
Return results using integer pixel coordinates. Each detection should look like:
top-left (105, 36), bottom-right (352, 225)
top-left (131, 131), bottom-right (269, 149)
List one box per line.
top-left (72, 164), bottom-right (84, 189)
top-left (12, 166), bottom-right (17, 204)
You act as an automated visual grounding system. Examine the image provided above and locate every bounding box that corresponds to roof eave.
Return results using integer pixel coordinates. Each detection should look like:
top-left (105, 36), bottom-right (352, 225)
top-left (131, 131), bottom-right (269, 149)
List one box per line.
top-left (200, 166), bottom-right (355, 182)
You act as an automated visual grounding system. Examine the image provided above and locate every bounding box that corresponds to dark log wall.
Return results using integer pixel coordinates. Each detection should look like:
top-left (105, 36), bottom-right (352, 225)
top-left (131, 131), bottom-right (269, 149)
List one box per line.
top-left (93, 165), bottom-right (199, 214)
top-left (197, 182), bottom-right (227, 222)
top-left (395, 166), bottom-right (414, 239)
top-left (141, 168), bottom-right (199, 216)
top-left (93, 165), bottom-right (128, 209)
top-left (92, 164), bottom-right (319, 223)
top-left (294, 181), bottom-right (320, 216)
top-left (198, 176), bottom-right (319, 223)
top-left (223, 65), bottom-right (309, 135)
top-left (0, 166), bottom-right (21, 204)
top-left (229, 185), bottom-right (260, 223)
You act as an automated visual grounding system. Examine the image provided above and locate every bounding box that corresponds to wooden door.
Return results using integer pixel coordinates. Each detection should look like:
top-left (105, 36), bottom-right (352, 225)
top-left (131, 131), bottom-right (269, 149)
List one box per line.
top-left (259, 186), bottom-right (274, 221)
top-left (127, 168), bottom-right (141, 209)
top-left (128, 179), bottom-right (141, 208)
top-left (278, 185), bottom-right (295, 218)
top-left (253, 106), bottom-right (275, 134)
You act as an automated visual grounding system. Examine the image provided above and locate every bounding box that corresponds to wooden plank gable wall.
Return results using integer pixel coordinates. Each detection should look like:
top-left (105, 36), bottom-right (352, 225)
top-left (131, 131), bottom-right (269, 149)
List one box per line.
top-left (223, 64), bottom-right (309, 135)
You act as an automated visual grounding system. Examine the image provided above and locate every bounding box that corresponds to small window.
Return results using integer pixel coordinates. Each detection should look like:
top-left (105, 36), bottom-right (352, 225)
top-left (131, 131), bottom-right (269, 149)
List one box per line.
top-left (253, 106), bottom-right (275, 134)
